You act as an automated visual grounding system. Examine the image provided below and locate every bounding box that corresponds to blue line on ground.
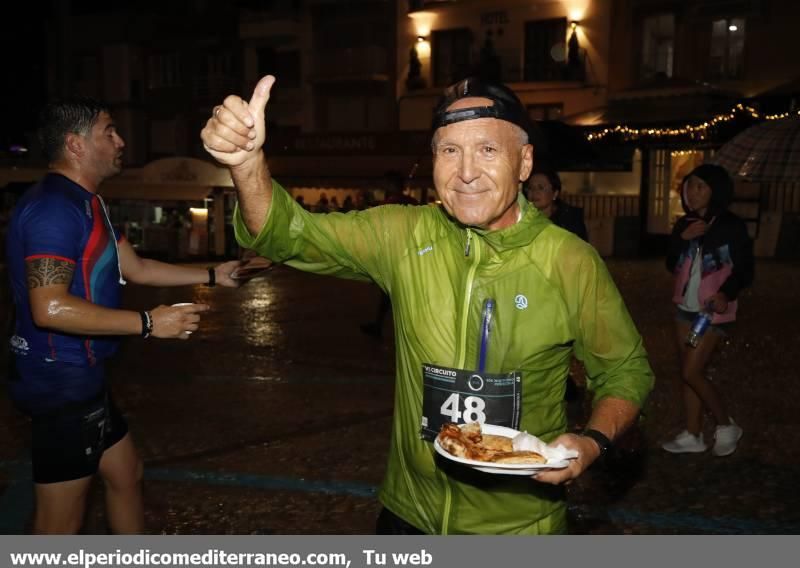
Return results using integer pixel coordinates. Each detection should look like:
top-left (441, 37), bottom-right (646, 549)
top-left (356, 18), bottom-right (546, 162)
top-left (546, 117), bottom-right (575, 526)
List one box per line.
top-left (2, 459), bottom-right (797, 534)
top-left (144, 468), bottom-right (378, 499)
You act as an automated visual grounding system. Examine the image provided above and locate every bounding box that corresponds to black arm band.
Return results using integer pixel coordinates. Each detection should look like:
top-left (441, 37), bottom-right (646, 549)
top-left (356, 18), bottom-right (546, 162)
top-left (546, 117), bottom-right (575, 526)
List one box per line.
top-left (582, 428), bottom-right (612, 456)
top-left (206, 267), bottom-right (216, 287)
top-left (140, 310), bottom-right (153, 339)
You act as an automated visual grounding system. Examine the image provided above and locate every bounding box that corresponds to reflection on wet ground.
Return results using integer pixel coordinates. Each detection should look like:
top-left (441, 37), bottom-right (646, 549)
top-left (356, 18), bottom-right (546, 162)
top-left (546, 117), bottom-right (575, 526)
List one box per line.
top-left (1, 259), bottom-right (799, 534)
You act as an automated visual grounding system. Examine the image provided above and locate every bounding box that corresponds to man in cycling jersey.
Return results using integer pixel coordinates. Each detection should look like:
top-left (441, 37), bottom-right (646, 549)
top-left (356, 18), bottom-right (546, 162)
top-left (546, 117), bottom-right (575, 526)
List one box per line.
top-left (6, 97), bottom-right (241, 534)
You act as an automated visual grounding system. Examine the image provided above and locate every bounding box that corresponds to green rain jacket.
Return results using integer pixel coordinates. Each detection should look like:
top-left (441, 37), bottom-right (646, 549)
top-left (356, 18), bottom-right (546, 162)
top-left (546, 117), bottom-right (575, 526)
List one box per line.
top-left (234, 180), bottom-right (654, 535)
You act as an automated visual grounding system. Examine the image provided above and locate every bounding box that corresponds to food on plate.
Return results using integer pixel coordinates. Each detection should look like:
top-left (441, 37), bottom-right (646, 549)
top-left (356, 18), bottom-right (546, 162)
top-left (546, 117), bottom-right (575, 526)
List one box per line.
top-left (436, 422), bottom-right (546, 464)
top-left (480, 434), bottom-right (514, 453)
top-left (490, 451), bottom-right (547, 464)
top-left (437, 423), bottom-right (497, 461)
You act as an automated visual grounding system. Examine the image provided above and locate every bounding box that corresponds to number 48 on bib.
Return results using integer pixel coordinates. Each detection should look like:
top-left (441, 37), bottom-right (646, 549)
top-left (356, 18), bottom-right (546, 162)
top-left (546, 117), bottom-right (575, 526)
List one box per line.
top-left (420, 363), bottom-right (521, 442)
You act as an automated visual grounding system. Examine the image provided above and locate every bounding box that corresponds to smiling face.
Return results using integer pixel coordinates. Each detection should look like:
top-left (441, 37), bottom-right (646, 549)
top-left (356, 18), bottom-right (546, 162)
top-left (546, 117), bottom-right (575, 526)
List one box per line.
top-left (432, 97), bottom-right (533, 230)
top-left (83, 111), bottom-right (125, 181)
top-left (684, 175), bottom-right (713, 216)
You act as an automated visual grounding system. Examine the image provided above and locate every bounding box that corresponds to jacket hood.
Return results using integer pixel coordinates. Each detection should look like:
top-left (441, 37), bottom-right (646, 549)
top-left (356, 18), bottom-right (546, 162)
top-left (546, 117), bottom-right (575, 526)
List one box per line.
top-left (681, 163), bottom-right (734, 219)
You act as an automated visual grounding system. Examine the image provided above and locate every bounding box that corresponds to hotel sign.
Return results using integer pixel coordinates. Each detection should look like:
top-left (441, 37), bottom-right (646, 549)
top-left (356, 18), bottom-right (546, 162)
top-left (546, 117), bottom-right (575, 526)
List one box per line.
top-left (481, 11), bottom-right (509, 26)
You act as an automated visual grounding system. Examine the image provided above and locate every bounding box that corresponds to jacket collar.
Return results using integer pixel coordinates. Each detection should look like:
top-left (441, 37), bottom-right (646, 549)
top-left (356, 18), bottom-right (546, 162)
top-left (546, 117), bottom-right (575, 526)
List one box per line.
top-left (438, 191), bottom-right (552, 251)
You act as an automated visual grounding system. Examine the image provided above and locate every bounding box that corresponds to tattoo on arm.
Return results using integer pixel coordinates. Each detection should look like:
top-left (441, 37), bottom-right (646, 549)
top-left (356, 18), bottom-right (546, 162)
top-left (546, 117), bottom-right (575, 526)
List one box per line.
top-left (26, 258), bottom-right (75, 289)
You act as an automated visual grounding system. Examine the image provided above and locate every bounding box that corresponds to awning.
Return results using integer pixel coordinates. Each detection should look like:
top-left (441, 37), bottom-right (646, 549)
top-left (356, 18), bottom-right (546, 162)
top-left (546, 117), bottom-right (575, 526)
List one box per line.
top-left (565, 95), bottom-right (739, 128)
top-left (752, 76), bottom-right (800, 115)
top-left (565, 77), bottom-right (741, 128)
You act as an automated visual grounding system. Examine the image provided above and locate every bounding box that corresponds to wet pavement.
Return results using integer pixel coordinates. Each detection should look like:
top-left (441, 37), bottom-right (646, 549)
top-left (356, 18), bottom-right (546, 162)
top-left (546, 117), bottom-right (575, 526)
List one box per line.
top-left (1, 258), bottom-right (799, 534)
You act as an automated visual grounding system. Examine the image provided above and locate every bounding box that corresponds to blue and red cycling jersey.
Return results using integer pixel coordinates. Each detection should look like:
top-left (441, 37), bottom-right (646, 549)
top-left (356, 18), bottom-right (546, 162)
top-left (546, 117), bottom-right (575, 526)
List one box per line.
top-left (6, 174), bottom-right (125, 406)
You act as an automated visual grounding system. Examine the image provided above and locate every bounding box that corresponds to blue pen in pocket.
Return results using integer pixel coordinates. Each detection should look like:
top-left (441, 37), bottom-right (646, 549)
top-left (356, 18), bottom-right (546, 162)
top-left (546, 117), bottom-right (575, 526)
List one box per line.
top-left (477, 298), bottom-right (495, 373)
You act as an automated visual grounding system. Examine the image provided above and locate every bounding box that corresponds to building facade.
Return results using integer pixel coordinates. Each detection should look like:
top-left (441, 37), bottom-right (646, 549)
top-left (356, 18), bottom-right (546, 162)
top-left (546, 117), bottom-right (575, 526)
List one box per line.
top-left (2, 0), bottom-right (798, 258)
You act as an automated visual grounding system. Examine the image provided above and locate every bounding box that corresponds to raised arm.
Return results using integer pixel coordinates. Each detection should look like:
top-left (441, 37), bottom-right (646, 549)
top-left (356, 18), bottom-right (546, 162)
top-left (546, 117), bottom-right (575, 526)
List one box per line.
top-left (201, 75), bottom-right (276, 237)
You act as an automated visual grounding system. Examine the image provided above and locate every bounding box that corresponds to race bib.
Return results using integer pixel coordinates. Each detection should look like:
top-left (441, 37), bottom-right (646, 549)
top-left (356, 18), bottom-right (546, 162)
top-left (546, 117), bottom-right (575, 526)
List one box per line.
top-left (420, 363), bottom-right (521, 442)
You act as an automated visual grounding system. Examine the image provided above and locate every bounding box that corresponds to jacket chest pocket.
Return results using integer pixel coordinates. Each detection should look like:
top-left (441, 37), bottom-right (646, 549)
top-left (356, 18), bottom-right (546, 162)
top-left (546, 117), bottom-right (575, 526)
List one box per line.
top-left (476, 279), bottom-right (573, 373)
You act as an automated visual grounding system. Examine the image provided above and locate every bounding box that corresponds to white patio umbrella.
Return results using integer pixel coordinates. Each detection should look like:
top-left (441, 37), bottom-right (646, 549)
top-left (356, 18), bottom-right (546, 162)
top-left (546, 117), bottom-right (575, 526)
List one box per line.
top-left (711, 116), bottom-right (800, 182)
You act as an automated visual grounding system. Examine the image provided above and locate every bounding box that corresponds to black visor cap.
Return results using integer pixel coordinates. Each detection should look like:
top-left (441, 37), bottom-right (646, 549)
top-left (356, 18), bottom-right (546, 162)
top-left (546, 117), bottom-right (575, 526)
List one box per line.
top-left (431, 77), bottom-right (534, 137)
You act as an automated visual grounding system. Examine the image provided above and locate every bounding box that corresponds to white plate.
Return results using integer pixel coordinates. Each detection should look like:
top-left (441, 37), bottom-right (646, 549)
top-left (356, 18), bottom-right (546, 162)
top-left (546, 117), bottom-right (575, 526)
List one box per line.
top-left (433, 424), bottom-right (571, 476)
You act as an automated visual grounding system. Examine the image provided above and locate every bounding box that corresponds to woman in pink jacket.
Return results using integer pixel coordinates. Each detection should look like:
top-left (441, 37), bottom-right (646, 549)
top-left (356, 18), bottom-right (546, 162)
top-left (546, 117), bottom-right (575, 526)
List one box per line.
top-left (662, 164), bottom-right (754, 457)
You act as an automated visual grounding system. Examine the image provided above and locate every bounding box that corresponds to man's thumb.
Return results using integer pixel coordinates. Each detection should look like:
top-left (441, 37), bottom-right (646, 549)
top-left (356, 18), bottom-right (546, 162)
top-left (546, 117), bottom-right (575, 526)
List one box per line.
top-left (248, 75), bottom-right (275, 116)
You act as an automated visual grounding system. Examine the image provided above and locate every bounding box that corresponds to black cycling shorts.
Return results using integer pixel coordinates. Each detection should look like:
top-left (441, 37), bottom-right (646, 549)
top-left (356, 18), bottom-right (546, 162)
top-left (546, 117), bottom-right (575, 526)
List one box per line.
top-left (30, 391), bottom-right (128, 484)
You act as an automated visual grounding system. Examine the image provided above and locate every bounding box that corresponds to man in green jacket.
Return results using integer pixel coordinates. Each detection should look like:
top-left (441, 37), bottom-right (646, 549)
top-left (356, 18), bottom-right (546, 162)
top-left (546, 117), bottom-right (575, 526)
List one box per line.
top-left (201, 75), bottom-right (654, 534)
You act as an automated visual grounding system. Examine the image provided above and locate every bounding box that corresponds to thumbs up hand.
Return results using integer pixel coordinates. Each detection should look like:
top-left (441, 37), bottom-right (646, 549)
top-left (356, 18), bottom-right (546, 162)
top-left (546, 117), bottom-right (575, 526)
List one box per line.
top-left (201, 75), bottom-right (275, 168)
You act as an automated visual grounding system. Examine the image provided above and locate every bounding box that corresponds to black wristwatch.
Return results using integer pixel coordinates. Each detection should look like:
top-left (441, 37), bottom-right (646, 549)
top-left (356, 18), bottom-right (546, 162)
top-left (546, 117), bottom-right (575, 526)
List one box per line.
top-left (206, 267), bottom-right (216, 287)
top-left (581, 428), bottom-right (612, 457)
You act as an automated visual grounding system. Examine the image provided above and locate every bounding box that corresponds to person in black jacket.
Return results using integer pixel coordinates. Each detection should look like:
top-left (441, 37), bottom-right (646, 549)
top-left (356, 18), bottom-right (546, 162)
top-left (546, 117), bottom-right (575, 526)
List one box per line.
top-left (526, 168), bottom-right (588, 241)
top-left (662, 163), bottom-right (754, 457)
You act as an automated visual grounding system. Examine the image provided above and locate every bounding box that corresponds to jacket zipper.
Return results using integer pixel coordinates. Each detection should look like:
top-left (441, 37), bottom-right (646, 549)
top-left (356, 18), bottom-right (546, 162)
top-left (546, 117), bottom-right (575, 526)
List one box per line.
top-left (456, 230), bottom-right (480, 368)
top-left (442, 230), bottom-right (482, 534)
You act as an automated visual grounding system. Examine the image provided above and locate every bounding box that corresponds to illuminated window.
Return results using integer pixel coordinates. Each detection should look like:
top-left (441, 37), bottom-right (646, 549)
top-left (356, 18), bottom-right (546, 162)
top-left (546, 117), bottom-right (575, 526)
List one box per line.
top-left (640, 13), bottom-right (675, 79)
top-left (647, 149), bottom-right (671, 234)
top-left (710, 18), bottom-right (746, 79)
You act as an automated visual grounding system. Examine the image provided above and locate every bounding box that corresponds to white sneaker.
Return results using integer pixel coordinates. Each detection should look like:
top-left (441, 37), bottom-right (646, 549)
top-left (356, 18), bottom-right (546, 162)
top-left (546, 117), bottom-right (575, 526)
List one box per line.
top-left (662, 430), bottom-right (708, 453)
top-left (712, 419), bottom-right (743, 457)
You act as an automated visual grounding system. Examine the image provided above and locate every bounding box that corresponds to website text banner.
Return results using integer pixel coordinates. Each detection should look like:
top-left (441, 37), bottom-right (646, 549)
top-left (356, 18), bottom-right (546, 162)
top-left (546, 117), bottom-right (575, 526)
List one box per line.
top-left (0, 535), bottom-right (776, 568)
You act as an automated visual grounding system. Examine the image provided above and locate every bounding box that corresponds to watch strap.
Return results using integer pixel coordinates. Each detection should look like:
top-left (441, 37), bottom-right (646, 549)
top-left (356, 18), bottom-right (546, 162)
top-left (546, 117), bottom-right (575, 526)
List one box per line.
top-left (582, 428), bottom-right (612, 456)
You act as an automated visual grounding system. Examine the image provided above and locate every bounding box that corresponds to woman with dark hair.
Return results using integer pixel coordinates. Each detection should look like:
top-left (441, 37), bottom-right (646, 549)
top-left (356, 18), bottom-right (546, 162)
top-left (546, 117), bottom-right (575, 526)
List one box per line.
top-left (526, 169), bottom-right (588, 241)
top-left (662, 164), bottom-right (754, 457)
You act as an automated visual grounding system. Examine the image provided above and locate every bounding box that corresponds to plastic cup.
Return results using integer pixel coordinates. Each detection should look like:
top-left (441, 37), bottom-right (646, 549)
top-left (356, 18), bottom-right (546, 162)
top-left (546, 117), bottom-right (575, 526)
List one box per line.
top-left (172, 303), bottom-right (194, 334)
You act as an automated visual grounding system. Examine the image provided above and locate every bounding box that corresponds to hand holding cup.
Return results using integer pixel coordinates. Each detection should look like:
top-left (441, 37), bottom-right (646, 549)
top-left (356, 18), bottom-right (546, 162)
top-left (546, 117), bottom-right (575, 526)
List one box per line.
top-left (149, 303), bottom-right (209, 339)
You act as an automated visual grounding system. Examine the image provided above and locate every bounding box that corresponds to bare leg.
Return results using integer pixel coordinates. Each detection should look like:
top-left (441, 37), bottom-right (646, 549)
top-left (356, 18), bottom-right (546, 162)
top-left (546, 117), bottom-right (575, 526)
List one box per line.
top-left (98, 433), bottom-right (144, 534)
top-left (33, 476), bottom-right (93, 534)
top-left (675, 320), bottom-right (730, 429)
top-left (673, 321), bottom-right (704, 435)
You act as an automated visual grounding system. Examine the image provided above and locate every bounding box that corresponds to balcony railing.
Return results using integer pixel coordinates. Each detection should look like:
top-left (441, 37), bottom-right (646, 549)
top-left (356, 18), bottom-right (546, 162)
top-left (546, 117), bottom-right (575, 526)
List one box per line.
top-left (433, 47), bottom-right (586, 85)
top-left (561, 193), bottom-right (640, 219)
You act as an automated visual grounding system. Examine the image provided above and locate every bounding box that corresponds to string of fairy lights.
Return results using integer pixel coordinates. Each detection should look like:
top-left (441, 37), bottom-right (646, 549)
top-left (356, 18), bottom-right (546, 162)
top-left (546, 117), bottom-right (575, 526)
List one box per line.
top-left (585, 104), bottom-right (800, 142)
